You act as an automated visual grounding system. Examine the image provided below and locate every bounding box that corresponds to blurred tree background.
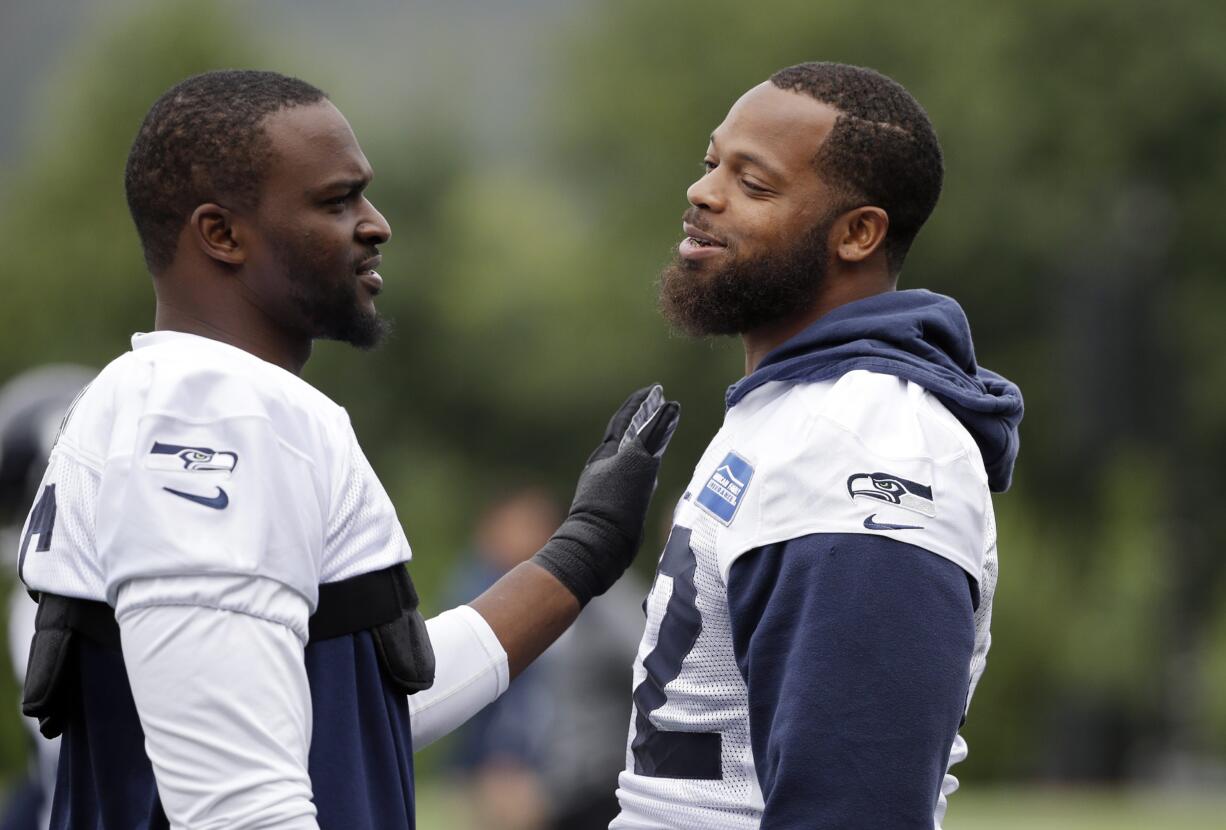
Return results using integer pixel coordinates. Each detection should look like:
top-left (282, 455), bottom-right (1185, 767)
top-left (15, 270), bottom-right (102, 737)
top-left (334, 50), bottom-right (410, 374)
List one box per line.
top-left (1, 0), bottom-right (1224, 815)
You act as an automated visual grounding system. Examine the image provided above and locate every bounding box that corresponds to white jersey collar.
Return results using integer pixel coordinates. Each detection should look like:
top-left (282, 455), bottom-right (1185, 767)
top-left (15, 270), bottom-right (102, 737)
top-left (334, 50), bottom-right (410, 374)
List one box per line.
top-left (130, 331), bottom-right (291, 374)
top-left (132, 330), bottom-right (248, 354)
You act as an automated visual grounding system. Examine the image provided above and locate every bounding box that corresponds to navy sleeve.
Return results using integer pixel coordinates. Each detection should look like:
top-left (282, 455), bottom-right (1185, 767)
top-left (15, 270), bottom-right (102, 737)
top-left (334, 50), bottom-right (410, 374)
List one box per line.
top-left (727, 533), bottom-right (975, 830)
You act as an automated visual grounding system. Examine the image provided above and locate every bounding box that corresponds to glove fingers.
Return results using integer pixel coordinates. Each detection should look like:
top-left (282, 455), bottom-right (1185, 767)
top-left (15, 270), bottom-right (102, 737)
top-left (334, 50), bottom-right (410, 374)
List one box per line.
top-left (603, 386), bottom-right (655, 444)
top-left (617, 385), bottom-right (666, 450)
top-left (636, 401), bottom-right (680, 457)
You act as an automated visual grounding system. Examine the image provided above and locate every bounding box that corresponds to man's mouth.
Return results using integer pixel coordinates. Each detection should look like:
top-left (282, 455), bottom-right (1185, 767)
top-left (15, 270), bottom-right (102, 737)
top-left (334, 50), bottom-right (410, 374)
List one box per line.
top-left (356, 254), bottom-right (383, 294)
top-left (679, 221), bottom-right (727, 261)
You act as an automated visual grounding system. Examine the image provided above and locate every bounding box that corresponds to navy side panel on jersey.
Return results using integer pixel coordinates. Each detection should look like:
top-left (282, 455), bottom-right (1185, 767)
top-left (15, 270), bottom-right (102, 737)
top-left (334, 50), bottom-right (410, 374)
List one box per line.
top-left (726, 533), bottom-right (975, 830)
top-left (51, 637), bottom-right (167, 830)
top-left (305, 631), bottom-right (415, 829)
top-left (49, 631), bottom-right (414, 830)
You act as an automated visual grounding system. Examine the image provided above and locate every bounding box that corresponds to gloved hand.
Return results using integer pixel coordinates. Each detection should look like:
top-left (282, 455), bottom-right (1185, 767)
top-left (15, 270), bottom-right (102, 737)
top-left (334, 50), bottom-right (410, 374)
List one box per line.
top-left (531, 385), bottom-right (680, 606)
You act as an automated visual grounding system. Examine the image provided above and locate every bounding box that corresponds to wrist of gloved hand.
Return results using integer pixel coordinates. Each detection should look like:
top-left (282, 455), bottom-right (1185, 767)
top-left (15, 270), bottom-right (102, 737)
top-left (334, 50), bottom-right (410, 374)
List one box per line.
top-left (531, 386), bottom-right (680, 607)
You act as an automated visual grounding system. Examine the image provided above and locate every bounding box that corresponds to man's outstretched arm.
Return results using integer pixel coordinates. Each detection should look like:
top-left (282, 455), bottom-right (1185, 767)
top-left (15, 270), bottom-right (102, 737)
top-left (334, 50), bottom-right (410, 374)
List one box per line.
top-left (410, 386), bottom-right (679, 748)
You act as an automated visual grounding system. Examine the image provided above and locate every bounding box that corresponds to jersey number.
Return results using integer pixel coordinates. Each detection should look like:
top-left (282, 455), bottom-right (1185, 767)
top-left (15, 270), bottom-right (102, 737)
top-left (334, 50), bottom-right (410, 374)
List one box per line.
top-left (18, 484), bottom-right (57, 578)
top-left (630, 526), bottom-right (722, 780)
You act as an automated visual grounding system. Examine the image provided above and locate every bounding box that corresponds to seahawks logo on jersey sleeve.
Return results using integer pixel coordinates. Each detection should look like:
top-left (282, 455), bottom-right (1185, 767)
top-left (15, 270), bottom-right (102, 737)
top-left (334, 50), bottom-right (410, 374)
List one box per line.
top-left (146, 442), bottom-right (238, 473)
top-left (846, 472), bottom-right (935, 517)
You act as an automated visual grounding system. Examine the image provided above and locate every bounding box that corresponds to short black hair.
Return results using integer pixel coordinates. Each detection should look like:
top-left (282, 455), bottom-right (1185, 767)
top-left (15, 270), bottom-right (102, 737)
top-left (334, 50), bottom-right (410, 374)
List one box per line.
top-left (770, 62), bottom-right (943, 275)
top-left (124, 70), bottom-right (328, 273)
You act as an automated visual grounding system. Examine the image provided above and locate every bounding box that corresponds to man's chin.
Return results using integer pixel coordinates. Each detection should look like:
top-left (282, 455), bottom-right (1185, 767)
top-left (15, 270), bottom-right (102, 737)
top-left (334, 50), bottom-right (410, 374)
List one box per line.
top-left (316, 309), bottom-right (391, 351)
top-left (657, 241), bottom-right (829, 338)
top-left (658, 259), bottom-right (741, 337)
top-left (348, 313), bottom-right (391, 351)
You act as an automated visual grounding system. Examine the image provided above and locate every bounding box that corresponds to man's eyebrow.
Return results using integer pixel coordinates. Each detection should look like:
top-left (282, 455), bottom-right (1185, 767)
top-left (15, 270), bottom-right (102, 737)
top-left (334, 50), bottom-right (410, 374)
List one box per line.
top-left (708, 134), bottom-right (785, 181)
top-left (310, 175), bottom-right (371, 197)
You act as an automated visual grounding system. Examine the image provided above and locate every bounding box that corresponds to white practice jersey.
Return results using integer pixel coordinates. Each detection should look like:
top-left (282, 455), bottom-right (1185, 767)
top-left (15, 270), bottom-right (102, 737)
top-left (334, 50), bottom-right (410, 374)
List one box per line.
top-left (18, 331), bottom-right (411, 619)
top-left (613, 370), bottom-right (997, 830)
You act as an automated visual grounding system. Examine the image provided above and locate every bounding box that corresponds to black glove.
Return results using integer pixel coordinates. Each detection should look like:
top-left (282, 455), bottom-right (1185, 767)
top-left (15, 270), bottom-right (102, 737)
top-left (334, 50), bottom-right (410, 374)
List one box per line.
top-left (532, 385), bottom-right (680, 606)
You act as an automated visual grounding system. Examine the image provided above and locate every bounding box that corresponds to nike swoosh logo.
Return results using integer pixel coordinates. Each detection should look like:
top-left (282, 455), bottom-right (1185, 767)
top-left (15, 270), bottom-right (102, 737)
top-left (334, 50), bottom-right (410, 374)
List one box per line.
top-left (164, 486), bottom-right (229, 510)
top-left (864, 513), bottom-right (923, 531)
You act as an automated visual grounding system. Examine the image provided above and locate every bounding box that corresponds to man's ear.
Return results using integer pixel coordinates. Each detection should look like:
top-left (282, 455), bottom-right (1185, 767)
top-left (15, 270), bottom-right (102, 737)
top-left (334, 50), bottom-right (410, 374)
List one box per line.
top-left (832, 206), bottom-right (889, 264)
top-left (189, 203), bottom-right (246, 266)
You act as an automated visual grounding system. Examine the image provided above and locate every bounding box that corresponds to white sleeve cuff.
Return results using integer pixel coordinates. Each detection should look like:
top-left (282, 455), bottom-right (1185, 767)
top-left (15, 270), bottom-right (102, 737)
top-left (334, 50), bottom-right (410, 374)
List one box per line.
top-left (409, 604), bottom-right (510, 750)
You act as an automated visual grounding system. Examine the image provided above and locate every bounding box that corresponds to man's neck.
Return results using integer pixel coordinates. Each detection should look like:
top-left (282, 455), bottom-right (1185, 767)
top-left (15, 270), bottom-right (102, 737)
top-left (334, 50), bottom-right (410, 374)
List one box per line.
top-left (741, 274), bottom-right (895, 375)
top-left (154, 299), bottom-right (312, 375)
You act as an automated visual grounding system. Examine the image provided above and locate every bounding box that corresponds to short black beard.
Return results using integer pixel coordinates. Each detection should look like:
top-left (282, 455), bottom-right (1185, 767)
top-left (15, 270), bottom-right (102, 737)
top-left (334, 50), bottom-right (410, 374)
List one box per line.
top-left (302, 285), bottom-right (390, 351)
top-left (281, 246), bottom-right (390, 351)
top-left (658, 217), bottom-right (832, 337)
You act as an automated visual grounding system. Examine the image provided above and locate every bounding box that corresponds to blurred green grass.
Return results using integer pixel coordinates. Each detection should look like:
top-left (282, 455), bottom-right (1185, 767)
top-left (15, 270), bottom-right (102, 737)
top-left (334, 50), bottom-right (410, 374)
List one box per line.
top-left (945, 788), bottom-right (1226, 830)
top-left (412, 782), bottom-right (1226, 829)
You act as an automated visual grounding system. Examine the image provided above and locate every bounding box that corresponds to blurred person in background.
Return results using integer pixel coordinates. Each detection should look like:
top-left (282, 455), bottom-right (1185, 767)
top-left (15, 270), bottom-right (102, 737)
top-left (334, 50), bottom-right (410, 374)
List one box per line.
top-left (613, 62), bottom-right (1023, 829)
top-left (13, 69), bottom-right (680, 830)
top-left (0, 365), bottom-right (95, 830)
top-left (446, 489), bottom-right (648, 830)
top-left (538, 565), bottom-right (646, 829)
top-left (446, 488), bottom-right (562, 830)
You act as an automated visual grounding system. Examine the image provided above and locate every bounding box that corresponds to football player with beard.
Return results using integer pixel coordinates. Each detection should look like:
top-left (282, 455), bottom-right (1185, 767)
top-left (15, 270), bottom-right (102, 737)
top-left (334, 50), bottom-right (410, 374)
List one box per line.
top-left (14, 70), bottom-right (679, 830)
top-left (612, 62), bottom-right (1024, 829)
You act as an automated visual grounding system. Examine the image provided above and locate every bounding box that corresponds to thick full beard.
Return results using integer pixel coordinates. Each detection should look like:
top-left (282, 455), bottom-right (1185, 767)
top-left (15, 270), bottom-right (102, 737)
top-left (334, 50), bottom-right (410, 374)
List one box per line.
top-left (658, 222), bottom-right (831, 337)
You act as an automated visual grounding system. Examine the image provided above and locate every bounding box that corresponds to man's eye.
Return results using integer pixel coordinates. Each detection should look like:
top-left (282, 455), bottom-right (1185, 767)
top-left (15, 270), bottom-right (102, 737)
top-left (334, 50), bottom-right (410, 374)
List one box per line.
top-left (702, 160), bottom-right (717, 173)
top-left (325, 191), bottom-right (359, 207)
top-left (743, 179), bottom-right (769, 193)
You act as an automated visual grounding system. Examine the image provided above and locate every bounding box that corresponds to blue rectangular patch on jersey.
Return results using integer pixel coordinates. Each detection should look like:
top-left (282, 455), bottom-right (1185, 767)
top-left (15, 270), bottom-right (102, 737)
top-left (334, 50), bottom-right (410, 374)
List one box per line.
top-left (696, 451), bottom-right (754, 525)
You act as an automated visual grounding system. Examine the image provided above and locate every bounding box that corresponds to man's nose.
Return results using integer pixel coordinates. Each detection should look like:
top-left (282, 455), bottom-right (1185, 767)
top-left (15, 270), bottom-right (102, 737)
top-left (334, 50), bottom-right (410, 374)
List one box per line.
top-left (686, 172), bottom-right (725, 212)
top-left (358, 199), bottom-right (392, 244)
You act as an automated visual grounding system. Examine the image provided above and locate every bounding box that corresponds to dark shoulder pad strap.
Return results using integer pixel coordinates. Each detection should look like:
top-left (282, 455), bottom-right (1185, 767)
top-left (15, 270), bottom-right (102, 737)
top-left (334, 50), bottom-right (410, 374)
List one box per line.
top-left (22, 595), bottom-right (75, 739)
top-left (310, 567), bottom-right (405, 642)
top-left (371, 605), bottom-right (436, 695)
top-left (311, 566), bottom-right (436, 695)
top-left (22, 593), bottom-right (122, 740)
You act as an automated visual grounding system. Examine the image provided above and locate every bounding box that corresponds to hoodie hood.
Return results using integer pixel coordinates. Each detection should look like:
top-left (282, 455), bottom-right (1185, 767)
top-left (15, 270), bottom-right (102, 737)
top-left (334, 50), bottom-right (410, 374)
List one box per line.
top-left (727, 289), bottom-right (1023, 492)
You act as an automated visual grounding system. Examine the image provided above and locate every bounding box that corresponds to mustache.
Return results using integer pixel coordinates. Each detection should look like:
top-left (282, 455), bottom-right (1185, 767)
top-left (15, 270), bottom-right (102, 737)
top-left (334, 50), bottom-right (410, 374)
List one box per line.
top-left (680, 208), bottom-right (731, 249)
top-left (681, 208), bottom-right (716, 236)
top-left (353, 248), bottom-right (380, 268)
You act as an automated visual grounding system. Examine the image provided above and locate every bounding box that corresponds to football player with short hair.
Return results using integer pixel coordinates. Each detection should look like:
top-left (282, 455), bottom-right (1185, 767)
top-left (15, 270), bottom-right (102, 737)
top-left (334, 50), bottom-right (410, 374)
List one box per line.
top-left (613, 62), bottom-right (1023, 829)
top-left (14, 70), bottom-right (679, 830)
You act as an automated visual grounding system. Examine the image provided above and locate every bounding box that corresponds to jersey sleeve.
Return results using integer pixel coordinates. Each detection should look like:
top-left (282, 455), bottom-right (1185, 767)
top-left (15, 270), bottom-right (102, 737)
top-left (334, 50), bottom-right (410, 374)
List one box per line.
top-left (319, 427), bottom-right (413, 584)
top-left (94, 368), bottom-right (331, 609)
top-left (116, 575), bottom-right (320, 829)
top-left (712, 375), bottom-right (990, 587)
top-left (726, 533), bottom-right (976, 829)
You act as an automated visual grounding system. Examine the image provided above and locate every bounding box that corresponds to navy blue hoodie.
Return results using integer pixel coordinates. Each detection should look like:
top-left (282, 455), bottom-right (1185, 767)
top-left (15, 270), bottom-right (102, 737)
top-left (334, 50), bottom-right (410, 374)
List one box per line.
top-left (727, 288), bottom-right (1023, 492)
top-left (724, 290), bottom-right (1022, 829)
